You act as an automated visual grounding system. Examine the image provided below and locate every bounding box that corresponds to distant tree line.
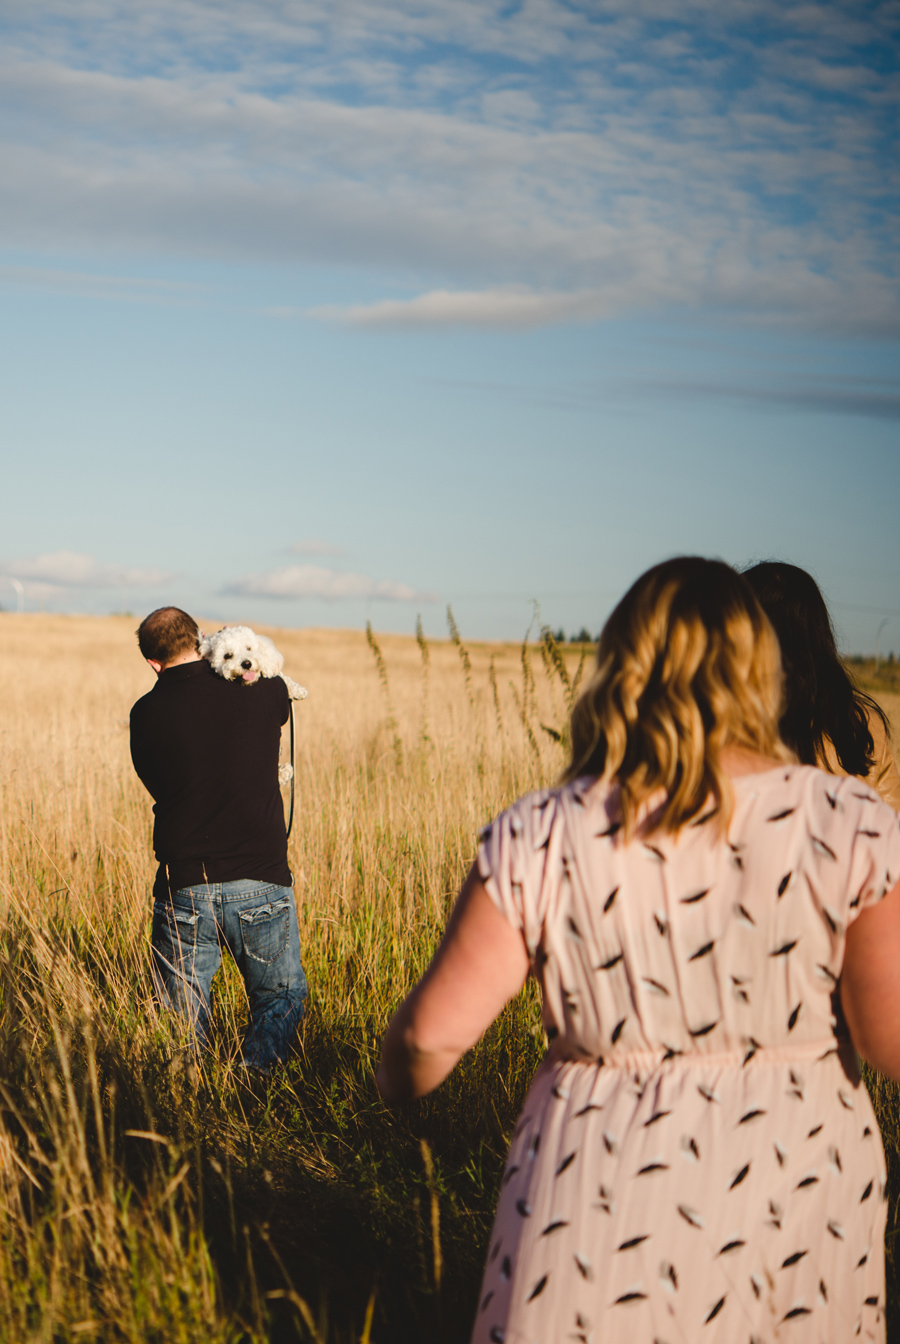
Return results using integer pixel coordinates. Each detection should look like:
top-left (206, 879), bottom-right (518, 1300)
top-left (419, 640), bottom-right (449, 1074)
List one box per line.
top-left (552, 628), bottom-right (597, 644)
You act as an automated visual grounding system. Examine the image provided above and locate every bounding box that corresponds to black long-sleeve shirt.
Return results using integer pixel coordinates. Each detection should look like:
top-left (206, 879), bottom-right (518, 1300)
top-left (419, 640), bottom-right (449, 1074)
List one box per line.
top-left (130, 660), bottom-right (291, 893)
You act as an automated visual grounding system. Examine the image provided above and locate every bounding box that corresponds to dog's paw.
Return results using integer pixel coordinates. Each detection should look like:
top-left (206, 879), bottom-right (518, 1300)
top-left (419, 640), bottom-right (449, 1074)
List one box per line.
top-left (282, 675), bottom-right (309, 701)
top-left (278, 763), bottom-right (294, 787)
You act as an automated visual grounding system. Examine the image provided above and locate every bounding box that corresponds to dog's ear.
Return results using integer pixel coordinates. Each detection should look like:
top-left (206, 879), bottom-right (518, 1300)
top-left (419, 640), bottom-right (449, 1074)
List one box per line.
top-left (198, 633), bottom-right (213, 658)
top-left (256, 634), bottom-right (284, 678)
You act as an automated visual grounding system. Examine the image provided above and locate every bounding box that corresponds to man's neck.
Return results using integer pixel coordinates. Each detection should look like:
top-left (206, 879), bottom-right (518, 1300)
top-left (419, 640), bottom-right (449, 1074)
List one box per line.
top-left (164, 651), bottom-right (202, 671)
top-left (148, 650), bottom-right (203, 677)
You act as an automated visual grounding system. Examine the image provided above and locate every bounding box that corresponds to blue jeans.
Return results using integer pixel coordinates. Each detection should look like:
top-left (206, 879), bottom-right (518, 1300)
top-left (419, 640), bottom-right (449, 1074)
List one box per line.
top-left (150, 879), bottom-right (308, 1070)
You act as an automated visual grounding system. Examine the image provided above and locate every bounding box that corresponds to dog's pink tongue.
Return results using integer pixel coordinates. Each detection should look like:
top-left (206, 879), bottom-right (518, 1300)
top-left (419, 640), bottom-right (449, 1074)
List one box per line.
top-left (242, 670), bottom-right (259, 683)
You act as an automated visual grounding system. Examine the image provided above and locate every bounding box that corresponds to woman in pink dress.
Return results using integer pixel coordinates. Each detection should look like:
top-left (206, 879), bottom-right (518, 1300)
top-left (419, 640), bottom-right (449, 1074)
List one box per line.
top-left (377, 557), bottom-right (900, 1343)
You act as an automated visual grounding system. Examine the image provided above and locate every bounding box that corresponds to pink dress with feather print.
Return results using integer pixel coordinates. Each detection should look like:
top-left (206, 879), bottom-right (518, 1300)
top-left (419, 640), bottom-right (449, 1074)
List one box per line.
top-left (473, 765), bottom-right (900, 1344)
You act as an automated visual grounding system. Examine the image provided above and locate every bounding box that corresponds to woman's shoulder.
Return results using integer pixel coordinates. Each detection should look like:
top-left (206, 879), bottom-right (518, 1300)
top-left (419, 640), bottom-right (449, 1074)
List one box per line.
top-left (735, 762), bottom-right (897, 845)
top-left (482, 777), bottom-right (615, 839)
top-left (736, 759), bottom-right (878, 800)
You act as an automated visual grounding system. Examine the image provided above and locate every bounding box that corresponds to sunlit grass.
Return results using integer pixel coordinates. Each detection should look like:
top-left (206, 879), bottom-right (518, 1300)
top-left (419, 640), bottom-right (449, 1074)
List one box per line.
top-left (0, 612), bottom-right (895, 1341)
top-left (0, 612), bottom-right (580, 1341)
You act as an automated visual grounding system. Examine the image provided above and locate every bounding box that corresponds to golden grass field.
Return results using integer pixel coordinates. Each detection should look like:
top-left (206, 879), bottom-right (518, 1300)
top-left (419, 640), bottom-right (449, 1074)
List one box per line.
top-left (0, 612), bottom-right (898, 1343)
top-left (0, 611), bottom-right (581, 1343)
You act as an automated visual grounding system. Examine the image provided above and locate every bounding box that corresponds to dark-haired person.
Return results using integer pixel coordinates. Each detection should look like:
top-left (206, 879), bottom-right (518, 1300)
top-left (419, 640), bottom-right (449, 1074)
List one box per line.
top-left (745, 561), bottom-right (900, 809)
top-left (378, 558), bottom-right (900, 1343)
top-left (130, 606), bottom-right (307, 1071)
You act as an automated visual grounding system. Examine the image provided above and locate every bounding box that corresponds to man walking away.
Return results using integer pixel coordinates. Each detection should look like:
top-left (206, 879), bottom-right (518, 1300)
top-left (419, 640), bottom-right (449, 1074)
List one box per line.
top-left (130, 606), bottom-right (307, 1072)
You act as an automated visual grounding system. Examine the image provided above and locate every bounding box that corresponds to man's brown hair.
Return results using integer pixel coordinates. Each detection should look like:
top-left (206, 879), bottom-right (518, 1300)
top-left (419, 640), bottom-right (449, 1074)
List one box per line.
top-left (137, 607), bottom-right (200, 665)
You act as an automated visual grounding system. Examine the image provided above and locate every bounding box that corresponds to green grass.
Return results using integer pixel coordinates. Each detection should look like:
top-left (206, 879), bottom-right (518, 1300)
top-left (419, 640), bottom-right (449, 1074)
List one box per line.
top-left (0, 824), bottom-right (546, 1343)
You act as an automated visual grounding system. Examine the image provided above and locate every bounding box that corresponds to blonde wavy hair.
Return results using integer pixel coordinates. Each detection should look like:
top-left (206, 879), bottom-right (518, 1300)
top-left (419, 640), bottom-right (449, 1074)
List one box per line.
top-left (564, 557), bottom-right (790, 836)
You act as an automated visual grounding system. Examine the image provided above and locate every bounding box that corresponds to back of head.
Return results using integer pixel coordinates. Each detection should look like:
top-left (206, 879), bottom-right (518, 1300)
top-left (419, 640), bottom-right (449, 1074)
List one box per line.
top-left (137, 607), bottom-right (200, 665)
top-left (565, 557), bottom-right (788, 835)
top-left (743, 561), bottom-right (879, 775)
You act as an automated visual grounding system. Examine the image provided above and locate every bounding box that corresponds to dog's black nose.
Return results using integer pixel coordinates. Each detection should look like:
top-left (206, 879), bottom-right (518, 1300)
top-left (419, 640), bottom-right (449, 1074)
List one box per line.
top-left (241, 660), bottom-right (252, 670)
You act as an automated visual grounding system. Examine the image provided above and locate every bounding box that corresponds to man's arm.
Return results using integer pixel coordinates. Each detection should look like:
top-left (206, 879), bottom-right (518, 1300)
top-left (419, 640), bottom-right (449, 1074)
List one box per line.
top-left (274, 674), bottom-right (291, 725)
top-left (129, 699), bottom-right (161, 800)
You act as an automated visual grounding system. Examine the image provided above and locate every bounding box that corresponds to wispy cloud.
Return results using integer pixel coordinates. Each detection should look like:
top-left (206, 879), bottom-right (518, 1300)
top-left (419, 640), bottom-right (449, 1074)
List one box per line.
top-left (0, 265), bottom-right (203, 305)
top-left (0, 576), bottom-right (58, 606)
top-left (628, 375), bottom-right (900, 420)
top-left (433, 371), bottom-right (900, 420)
top-left (309, 265), bottom-right (900, 333)
top-left (2, 550), bottom-right (175, 587)
top-left (224, 564), bottom-right (436, 602)
top-left (0, 2), bottom-right (895, 333)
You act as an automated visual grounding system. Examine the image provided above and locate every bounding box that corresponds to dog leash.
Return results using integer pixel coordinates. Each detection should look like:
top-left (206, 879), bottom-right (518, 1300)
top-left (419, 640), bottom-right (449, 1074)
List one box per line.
top-left (286, 700), bottom-right (295, 840)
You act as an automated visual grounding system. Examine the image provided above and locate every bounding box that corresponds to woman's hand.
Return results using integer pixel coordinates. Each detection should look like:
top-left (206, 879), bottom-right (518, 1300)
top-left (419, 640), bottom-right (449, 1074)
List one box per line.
top-left (376, 865), bottom-right (530, 1103)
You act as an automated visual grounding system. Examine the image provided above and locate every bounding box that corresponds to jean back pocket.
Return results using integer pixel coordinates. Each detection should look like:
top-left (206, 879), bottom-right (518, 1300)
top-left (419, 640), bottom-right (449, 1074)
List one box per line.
top-left (239, 898), bottom-right (291, 966)
top-left (153, 903), bottom-right (199, 945)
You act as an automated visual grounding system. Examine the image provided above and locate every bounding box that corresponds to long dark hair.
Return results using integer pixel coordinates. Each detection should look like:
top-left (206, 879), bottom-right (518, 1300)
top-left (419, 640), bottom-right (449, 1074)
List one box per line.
top-left (743, 561), bottom-right (887, 776)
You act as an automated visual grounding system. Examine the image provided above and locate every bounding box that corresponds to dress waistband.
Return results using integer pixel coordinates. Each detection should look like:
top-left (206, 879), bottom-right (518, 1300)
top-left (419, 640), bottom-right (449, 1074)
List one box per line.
top-left (552, 1037), bottom-right (847, 1072)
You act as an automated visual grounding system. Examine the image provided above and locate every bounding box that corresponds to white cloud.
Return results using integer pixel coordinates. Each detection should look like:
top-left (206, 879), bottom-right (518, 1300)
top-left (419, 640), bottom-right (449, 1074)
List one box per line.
top-left (309, 265), bottom-right (900, 335)
top-left (289, 539), bottom-right (345, 556)
top-left (225, 564), bottom-right (436, 602)
top-left (1, 579), bottom-right (65, 606)
top-left (3, 550), bottom-right (175, 587)
top-left (309, 287), bottom-right (617, 329)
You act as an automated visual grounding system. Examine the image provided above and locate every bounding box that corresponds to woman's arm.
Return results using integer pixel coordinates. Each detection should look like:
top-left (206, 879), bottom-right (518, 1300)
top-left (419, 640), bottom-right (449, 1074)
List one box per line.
top-left (841, 877), bottom-right (900, 1079)
top-left (376, 864), bottom-right (531, 1102)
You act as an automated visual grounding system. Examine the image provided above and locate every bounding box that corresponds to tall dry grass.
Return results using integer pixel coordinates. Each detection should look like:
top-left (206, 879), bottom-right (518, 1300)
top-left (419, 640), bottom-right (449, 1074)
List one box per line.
top-left (0, 613), bottom-right (898, 1341)
top-left (0, 611), bottom-right (585, 1342)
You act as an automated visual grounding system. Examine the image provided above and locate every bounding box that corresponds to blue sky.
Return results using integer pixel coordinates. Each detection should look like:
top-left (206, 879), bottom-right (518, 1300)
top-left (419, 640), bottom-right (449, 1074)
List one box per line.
top-left (0, 0), bottom-right (897, 649)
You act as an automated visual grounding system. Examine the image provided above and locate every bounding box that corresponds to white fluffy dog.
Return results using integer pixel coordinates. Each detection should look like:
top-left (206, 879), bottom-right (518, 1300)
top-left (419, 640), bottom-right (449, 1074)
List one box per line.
top-left (199, 625), bottom-right (308, 698)
top-left (199, 625), bottom-right (308, 786)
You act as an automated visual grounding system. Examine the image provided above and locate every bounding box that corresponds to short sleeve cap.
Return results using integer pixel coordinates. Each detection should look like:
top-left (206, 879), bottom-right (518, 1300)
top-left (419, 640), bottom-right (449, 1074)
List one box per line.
top-left (477, 803), bottom-right (528, 936)
top-left (846, 790), bottom-right (900, 920)
top-left (476, 790), bottom-right (563, 955)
